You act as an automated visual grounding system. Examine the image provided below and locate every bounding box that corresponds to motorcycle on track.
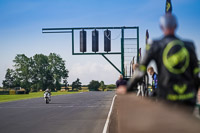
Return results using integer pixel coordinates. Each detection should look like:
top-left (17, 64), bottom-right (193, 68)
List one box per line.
top-left (44, 91), bottom-right (51, 104)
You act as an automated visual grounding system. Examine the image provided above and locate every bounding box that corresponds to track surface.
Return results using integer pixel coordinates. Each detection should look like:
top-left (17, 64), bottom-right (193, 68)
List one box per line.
top-left (0, 91), bottom-right (115, 133)
top-left (109, 94), bottom-right (200, 133)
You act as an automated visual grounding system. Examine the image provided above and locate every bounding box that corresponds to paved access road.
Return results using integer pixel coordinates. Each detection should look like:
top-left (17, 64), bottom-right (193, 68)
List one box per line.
top-left (0, 91), bottom-right (115, 133)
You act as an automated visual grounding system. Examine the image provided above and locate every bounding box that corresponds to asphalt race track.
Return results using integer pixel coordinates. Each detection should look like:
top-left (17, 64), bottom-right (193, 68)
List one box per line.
top-left (0, 91), bottom-right (115, 133)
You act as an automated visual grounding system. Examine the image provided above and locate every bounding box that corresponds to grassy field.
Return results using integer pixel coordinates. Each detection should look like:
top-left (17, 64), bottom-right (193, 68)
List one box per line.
top-left (0, 91), bottom-right (79, 103)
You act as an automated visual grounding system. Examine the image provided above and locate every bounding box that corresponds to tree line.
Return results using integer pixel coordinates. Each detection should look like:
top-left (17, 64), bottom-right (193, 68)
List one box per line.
top-left (2, 53), bottom-right (116, 92)
top-left (71, 79), bottom-right (116, 91)
top-left (2, 53), bottom-right (68, 92)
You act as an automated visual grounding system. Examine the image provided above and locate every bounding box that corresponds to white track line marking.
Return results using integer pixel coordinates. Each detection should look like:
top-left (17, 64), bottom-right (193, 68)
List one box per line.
top-left (102, 95), bottom-right (117, 133)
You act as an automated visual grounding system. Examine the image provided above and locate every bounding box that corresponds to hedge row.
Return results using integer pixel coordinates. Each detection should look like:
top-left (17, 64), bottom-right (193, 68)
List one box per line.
top-left (0, 90), bottom-right (27, 95)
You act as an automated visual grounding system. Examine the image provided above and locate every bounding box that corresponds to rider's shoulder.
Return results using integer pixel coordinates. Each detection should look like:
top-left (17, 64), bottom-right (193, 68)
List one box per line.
top-left (148, 38), bottom-right (161, 45)
top-left (146, 38), bottom-right (162, 51)
top-left (148, 35), bottom-right (165, 47)
top-left (169, 35), bottom-right (195, 50)
top-left (182, 39), bottom-right (195, 50)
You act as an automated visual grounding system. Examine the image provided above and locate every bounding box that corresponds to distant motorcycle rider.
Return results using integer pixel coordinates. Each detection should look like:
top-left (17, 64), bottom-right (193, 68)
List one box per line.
top-left (126, 13), bottom-right (200, 107)
top-left (44, 88), bottom-right (51, 101)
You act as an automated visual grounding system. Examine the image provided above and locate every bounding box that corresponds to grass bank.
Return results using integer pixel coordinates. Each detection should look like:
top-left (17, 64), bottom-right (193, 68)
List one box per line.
top-left (0, 91), bottom-right (79, 103)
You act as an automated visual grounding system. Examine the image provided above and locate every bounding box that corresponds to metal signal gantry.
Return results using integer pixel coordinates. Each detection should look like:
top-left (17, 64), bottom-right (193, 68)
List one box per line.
top-left (42, 26), bottom-right (139, 79)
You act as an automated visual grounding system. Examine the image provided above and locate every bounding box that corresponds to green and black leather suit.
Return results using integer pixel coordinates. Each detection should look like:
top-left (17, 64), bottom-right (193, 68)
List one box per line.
top-left (127, 35), bottom-right (200, 105)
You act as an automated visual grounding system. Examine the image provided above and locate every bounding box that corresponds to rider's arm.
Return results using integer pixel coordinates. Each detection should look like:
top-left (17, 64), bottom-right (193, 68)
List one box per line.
top-left (127, 68), bottom-right (146, 92)
top-left (188, 42), bottom-right (200, 90)
top-left (127, 41), bottom-right (158, 92)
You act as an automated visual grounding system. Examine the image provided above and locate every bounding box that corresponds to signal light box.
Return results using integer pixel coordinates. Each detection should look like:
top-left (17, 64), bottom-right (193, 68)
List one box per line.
top-left (104, 30), bottom-right (111, 52)
top-left (80, 30), bottom-right (87, 52)
top-left (92, 30), bottom-right (99, 52)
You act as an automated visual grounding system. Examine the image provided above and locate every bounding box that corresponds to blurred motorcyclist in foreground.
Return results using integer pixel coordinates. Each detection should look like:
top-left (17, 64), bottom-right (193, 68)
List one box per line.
top-left (118, 14), bottom-right (200, 108)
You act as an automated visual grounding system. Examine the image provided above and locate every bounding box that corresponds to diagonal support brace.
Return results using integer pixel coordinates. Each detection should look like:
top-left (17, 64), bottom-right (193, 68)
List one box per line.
top-left (102, 54), bottom-right (121, 74)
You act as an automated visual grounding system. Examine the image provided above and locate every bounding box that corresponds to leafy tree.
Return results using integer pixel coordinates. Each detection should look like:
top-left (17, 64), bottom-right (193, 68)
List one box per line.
top-left (2, 69), bottom-right (15, 88)
top-left (31, 83), bottom-right (40, 92)
top-left (48, 53), bottom-right (68, 90)
top-left (13, 54), bottom-right (32, 92)
top-left (31, 54), bottom-right (50, 91)
top-left (100, 81), bottom-right (106, 91)
top-left (30, 53), bottom-right (69, 91)
top-left (2, 53), bottom-right (69, 92)
top-left (72, 78), bottom-right (82, 90)
top-left (88, 80), bottom-right (100, 91)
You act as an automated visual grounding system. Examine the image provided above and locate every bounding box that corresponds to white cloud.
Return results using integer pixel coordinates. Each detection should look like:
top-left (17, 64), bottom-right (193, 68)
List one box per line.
top-left (68, 61), bottom-right (119, 85)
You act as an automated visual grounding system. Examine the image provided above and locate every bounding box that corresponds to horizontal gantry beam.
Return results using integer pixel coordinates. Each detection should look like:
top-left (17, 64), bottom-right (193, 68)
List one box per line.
top-left (42, 26), bottom-right (139, 32)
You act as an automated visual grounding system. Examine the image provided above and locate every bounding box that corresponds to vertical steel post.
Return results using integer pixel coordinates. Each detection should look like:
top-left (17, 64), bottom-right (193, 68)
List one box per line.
top-left (137, 27), bottom-right (140, 63)
top-left (72, 29), bottom-right (74, 55)
top-left (121, 28), bottom-right (125, 77)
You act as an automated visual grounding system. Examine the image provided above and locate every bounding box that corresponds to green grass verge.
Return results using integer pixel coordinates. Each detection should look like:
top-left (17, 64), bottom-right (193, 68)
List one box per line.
top-left (0, 91), bottom-right (79, 103)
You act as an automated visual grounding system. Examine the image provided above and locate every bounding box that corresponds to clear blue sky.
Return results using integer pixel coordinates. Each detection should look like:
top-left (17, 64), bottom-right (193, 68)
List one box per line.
top-left (0, 0), bottom-right (200, 86)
